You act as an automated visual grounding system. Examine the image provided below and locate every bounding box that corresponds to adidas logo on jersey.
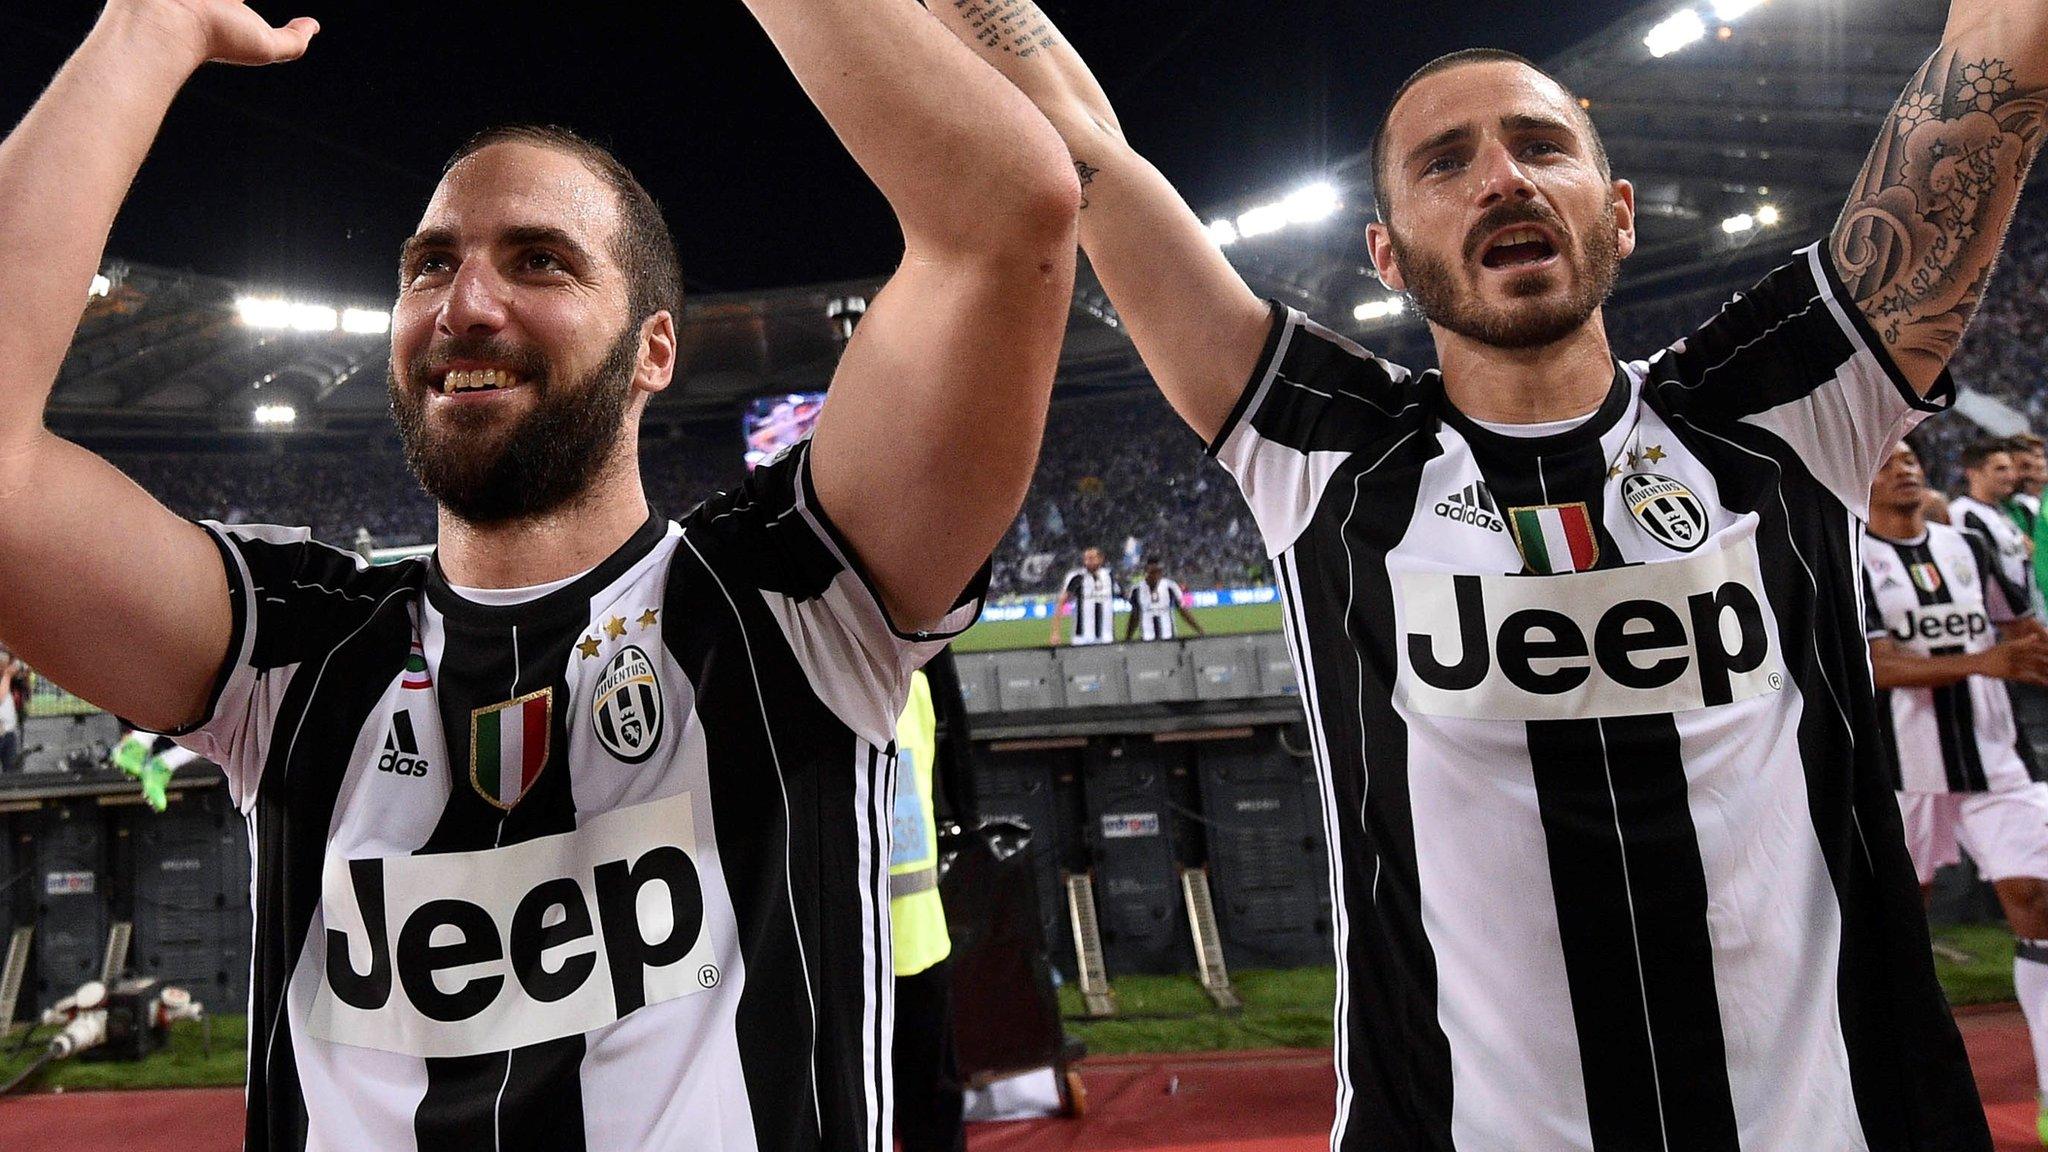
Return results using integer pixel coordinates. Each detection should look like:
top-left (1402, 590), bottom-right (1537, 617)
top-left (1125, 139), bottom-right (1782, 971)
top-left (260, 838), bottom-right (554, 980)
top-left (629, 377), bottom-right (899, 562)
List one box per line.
top-left (1399, 539), bottom-right (1782, 720)
top-left (376, 712), bottom-right (430, 778)
top-left (1434, 482), bottom-right (1504, 532)
top-left (309, 791), bottom-right (721, 1058)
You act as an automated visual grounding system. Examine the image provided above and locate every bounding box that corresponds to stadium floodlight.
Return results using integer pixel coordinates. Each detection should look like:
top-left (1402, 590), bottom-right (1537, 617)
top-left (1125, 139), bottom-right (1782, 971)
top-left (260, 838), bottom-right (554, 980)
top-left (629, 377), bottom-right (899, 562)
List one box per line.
top-left (1754, 203), bottom-right (1781, 226)
top-left (1282, 182), bottom-right (1341, 225)
top-left (1208, 218), bottom-right (1240, 247)
top-left (1711, 0), bottom-right (1764, 21)
top-left (236, 296), bottom-right (293, 328)
top-left (88, 274), bottom-right (110, 299)
top-left (1353, 296), bottom-right (1406, 323)
top-left (290, 305), bottom-right (338, 333)
top-left (1236, 202), bottom-right (1290, 239)
top-left (1644, 9), bottom-right (1707, 57)
top-left (341, 308), bottom-right (391, 335)
top-left (1721, 212), bottom-right (1757, 234)
top-left (237, 296), bottom-right (353, 332)
top-left (253, 403), bottom-right (297, 427)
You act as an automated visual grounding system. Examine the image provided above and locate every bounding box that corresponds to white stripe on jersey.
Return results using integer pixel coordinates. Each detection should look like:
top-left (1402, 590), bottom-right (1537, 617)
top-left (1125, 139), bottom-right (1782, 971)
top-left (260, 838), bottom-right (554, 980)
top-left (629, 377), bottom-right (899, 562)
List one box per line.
top-left (1274, 551), bottom-right (1354, 1152)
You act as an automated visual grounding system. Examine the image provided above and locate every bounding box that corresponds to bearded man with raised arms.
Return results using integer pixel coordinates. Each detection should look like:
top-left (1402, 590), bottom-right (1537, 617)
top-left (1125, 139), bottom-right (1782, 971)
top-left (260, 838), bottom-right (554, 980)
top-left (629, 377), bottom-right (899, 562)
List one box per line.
top-left (0, 0), bottom-right (1080, 1147)
top-left (928, 1), bottom-right (2048, 1148)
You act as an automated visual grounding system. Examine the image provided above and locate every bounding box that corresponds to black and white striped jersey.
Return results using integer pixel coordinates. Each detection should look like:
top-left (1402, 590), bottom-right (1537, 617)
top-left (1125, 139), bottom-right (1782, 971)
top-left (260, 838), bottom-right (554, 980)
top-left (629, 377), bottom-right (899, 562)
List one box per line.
top-left (1863, 523), bottom-right (2034, 794)
top-left (1949, 494), bottom-right (2035, 616)
top-left (167, 439), bottom-right (981, 1152)
top-left (1209, 244), bottom-right (1985, 1151)
top-left (1127, 577), bottom-right (1185, 641)
top-left (1060, 567), bottom-right (1116, 645)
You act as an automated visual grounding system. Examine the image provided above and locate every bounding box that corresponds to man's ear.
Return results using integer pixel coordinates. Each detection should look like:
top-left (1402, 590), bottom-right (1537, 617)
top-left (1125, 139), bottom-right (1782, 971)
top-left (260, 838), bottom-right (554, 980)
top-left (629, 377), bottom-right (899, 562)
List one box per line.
top-left (1612, 178), bottom-right (1637, 261)
top-left (1367, 221), bottom-right (1408, 292)
top-left (635, 310), bottom-right (677, 395)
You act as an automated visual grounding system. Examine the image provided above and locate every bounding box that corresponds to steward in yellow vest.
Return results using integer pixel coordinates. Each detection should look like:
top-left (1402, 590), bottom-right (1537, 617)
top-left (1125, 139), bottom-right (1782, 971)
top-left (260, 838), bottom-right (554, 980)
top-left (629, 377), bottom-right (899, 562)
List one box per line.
top-left (891, 669), bottom-right (950, 976)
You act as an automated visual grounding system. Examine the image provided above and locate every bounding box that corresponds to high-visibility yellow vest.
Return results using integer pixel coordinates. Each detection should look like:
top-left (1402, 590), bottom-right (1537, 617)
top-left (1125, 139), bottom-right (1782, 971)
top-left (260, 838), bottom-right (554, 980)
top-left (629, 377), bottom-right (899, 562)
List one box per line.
top-left (889, 671), bottom-right (951, 976)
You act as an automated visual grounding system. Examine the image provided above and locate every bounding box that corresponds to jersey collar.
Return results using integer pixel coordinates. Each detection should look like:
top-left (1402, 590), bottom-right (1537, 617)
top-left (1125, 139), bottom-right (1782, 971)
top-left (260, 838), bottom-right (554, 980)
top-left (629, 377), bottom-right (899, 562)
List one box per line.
top-left (425, 511), bottom-right (667, 627)
top-left (1433, 360), bottom-right (1632, 456)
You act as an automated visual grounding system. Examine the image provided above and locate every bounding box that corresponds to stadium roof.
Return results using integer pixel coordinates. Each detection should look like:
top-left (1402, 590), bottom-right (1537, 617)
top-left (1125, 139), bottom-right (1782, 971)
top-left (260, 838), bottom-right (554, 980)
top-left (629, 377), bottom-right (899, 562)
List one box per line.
top-left (47, 0), bottom-right (1953, 437)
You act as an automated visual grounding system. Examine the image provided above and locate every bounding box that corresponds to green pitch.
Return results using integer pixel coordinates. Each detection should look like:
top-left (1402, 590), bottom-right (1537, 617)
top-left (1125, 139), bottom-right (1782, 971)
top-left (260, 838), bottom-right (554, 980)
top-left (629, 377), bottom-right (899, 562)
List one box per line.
top-left (0, 923), bottom-right (2021, 1091)
top-left (952, 601), bottom-right (1284, 652)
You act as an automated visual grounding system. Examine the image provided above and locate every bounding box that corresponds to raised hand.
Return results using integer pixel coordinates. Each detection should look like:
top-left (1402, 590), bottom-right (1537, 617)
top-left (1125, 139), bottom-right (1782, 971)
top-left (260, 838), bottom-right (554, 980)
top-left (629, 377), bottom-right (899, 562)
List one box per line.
top-left (104, 0), bottom-right (318, 70)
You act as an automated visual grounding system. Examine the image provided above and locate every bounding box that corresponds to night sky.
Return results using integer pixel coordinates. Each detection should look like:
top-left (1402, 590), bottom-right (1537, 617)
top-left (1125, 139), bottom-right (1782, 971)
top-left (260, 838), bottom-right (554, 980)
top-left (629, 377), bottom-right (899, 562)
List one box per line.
top-left (0, 1), bottom-right (1644, 302)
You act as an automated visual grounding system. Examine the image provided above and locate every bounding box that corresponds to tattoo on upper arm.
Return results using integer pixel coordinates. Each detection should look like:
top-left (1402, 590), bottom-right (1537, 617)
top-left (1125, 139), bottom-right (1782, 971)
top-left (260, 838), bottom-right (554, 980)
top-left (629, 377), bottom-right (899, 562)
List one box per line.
top-left (951, 0), bottom-right (1061, 59)
top-left (1834, 50), bottom-right (2048, 378)
top-left (1074, 159), bottom-right (1098, 208)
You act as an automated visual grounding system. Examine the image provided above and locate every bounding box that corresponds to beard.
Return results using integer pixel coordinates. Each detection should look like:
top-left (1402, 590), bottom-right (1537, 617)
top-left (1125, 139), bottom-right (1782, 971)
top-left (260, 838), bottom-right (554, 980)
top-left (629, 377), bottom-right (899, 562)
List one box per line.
top-left (389, 321), bottom-right (640, 526)
top-left (1389, 199), bottom-right (1621, 351)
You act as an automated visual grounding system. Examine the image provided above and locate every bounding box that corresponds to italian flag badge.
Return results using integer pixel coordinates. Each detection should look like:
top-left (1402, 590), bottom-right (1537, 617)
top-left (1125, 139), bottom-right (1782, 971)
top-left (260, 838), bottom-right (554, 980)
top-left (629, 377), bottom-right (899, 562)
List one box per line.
top-left (470, 688), bottom-right (552, 810)
top-left (1509, 502), bottom-right (1601, 575)
top-left (401, 639), bottom-right (433, 690)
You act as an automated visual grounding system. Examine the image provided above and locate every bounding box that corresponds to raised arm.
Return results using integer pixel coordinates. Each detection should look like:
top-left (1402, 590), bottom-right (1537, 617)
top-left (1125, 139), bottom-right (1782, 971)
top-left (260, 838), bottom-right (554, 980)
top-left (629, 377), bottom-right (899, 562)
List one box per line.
top-left (928, 1), bottom-right (1274, 444)
top-left (1832, 1), bottom-right (2048, 392)
top-left (0, 2), bottom-right (315, 732)
top-left (742, 0), bottom-right (1081, 631)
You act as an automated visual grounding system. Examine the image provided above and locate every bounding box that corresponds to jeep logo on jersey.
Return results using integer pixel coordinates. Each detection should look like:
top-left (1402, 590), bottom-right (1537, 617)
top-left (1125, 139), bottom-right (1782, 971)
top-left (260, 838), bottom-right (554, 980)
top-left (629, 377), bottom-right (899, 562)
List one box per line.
top-left (1622, 473), bottom-right (1708, 553)
top-left (1398, 539), bottom-right (1782, 720)
top-left (308, 790), bottom-right (721, 1058)
top-left (593, 645), bottom-right (663, 763)
top-left (1891, 604), bottom-right (1990, 648)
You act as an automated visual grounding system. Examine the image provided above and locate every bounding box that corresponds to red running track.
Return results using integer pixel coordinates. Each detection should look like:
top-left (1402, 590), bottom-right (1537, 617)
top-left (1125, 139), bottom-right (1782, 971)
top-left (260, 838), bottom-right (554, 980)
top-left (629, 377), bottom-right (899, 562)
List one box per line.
top-left (0, 1011), bottom-right (2039, 1151)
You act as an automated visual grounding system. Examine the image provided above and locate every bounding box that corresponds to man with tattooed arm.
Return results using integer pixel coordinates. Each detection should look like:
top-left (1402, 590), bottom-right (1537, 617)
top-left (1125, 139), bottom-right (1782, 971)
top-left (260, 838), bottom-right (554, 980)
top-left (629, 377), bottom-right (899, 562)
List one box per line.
top-left (933, 2), bottom-right (2045, 1149)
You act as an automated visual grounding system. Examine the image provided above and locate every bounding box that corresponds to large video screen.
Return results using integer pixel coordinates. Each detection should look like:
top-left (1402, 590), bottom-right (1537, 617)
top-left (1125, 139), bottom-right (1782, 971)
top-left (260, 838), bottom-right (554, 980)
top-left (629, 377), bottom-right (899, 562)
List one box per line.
top-left (743, 392), bottom-right (826, 470)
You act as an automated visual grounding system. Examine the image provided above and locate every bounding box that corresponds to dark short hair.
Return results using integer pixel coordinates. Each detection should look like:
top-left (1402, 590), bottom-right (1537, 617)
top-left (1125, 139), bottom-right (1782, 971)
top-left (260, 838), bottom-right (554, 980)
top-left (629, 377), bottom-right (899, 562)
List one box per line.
top-left (443, 125), bottom-right (684, 330)
top-left (2004, 432), bottom-right (2045, 453)
top-left (1962, 438), bottom-right (2015, 471)
top-left (1369, 48), bottom-right (1611, 221)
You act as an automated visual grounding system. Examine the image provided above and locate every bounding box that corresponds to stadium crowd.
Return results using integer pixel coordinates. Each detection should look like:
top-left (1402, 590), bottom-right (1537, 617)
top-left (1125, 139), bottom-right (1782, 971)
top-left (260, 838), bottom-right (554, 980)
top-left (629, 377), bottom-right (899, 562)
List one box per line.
top-left (85, 199), bottom-right (2048, 603)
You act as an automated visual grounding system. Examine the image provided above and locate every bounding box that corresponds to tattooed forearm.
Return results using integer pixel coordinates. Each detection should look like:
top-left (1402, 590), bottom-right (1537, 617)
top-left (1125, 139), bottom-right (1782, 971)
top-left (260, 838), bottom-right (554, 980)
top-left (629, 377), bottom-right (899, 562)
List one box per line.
top-left (951, 0), bottom-right (1061, 59)
top-left (1074, 158), bottom-right (1098, 208)
top-left (1833, 50), bottom-right (2048, 379)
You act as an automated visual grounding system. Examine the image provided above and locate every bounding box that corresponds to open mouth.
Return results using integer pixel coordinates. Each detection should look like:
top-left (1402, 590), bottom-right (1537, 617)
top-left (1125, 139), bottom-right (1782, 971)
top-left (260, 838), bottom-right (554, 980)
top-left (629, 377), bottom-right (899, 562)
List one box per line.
top-left (1480, 226), bottom-right (1560, 270)
top-left (433, 367), bottom-right (528, 396)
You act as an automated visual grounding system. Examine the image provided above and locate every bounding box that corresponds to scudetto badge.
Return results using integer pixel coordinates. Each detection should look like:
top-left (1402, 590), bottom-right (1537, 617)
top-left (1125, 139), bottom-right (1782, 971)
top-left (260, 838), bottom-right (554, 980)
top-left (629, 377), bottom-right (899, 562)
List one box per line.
top-left (1622, 473), bottom-right (1708, 553)
top-left (594, 644), bottom-right (664, 763)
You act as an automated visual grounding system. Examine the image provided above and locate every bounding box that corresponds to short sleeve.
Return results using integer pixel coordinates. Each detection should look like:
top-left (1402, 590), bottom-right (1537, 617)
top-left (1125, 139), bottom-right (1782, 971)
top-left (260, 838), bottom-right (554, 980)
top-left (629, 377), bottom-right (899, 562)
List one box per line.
top-left (1207, 302), bottom-right (1419, 556)
top-left (685, 439), bottom-right (987, 747)
top-left (166, 523), bottom-right (411, 809)
top-left (1643, 243), bottom-right (1953, 520)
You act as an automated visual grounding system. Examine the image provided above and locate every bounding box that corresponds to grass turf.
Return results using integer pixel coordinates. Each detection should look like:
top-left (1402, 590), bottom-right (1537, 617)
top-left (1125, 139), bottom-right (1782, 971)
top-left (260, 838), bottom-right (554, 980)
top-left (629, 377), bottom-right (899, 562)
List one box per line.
top-left (0, 1014), bottom-right (244, 1092)
top-left (952, 601), bottom-right (1284, 653)
top-left (0, 927), bottom-right (2020, 1090)
top-left (1934, 921), bottom-right (2024, 1006)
